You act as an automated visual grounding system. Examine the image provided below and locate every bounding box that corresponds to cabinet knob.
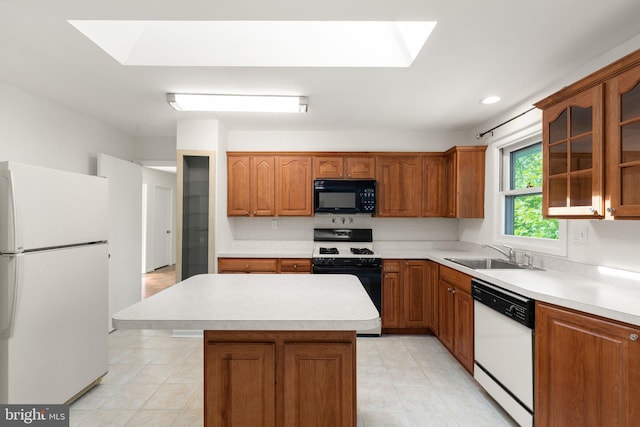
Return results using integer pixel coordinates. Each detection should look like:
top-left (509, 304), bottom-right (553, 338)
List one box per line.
top-left (294, 264), bottom-right (298, 269)
top-left (631, 333), bottom-right (638, 341)
top-left (607, 207), bottom-right (616, 213)
top-left (589, 207), bottom-right (598, 215)
top-left (244, 210), bottom-right (249, 215)
top-left (253, 211), bottom-right (257, 215)
top-left (447, 287), bottom-right (453, 292)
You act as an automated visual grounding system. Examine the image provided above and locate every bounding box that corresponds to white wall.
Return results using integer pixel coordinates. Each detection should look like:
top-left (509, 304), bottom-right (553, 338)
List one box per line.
top-left (459, 35), bottom-right (640, 273)
top-left (0, 81), bottom-right (134, 173)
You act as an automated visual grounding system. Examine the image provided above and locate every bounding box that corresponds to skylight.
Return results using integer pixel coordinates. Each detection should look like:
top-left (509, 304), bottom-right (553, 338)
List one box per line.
top-left (68, 20), bottom-right (437, 67)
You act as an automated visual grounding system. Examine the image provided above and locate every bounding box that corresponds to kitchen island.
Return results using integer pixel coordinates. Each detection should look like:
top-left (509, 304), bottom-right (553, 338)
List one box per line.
top-left (113, 273), bottom-right (380, 427)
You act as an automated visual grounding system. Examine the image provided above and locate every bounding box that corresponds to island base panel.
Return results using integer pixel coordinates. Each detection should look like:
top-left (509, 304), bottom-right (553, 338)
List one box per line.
top-left (204, 330), bottom-right (356, 427)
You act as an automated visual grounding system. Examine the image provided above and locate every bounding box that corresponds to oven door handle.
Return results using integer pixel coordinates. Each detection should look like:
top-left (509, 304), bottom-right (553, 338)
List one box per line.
top-left (312, 265), bottom-right (381, 273)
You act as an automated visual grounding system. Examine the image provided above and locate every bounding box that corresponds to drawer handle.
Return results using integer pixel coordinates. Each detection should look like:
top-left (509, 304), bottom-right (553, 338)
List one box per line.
top-left (631, 334), bottom-right (638, 341)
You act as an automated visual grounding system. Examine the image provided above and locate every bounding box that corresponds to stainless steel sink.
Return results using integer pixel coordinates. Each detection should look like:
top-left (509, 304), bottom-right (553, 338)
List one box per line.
top-left (445, 258), bottom-right (543, 270)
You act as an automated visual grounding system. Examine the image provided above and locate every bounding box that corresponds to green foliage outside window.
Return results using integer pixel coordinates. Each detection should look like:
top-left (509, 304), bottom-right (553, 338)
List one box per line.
top-left (507, 143), bottom-right (559, 240)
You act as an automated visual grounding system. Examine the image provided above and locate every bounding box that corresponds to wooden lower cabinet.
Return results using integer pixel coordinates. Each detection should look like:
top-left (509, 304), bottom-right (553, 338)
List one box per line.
top-left (278, 259), bottom-right (312, 273)
top-left (437, 265), bottom-right (473, 373)
top-left (382, 260), bottom-right (435, 333)
top-left (206, 343), bottom-right (275, 426)
top-left (218, 258), bottom-right (278, 273)
top-left (218, 258), bottom-right (311, 274)
top-left (535, 302), bottom-right (640, 426)
top-left (205, 331), bottom-right (356, 427)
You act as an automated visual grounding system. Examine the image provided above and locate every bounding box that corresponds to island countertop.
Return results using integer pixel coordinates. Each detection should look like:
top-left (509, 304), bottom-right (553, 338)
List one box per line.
top-left (113, 273), bottom-right (381, 331)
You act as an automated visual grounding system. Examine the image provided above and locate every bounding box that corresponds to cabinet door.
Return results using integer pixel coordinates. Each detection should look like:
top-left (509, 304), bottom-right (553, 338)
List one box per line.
top-left (402, 260), bottom-right (429, 328)
top-left (444, 151), bottom-right (456, 218)
top-left (535, 302), bottom-right (640, 427)
top-left (205, 343), bottom-right (276, 427)
top-left (279, 259), bottom-right (312, 273)
top-left (376, 156), bottom-right (422, 217)
top-left (453, 289), bottom-right (474, 373)
top-left (438, 278), bottom-right (455, 353)
top-left (542, 85), bottom-right (604, 218)
top-left (426, 261), bottom-right (439, 334)
top-left (606, 65), bottom-right (640, 217)
top-left (252, 156), bottom-right (276, 216)
top-left (228, 156), bottom-right (251, 216)
top-left (382, 271), bottom-right (402, 328)
top-left (177, 151), bottom-right (215, 281)
top-left (218, 258), bottom-right (278, 274)
top-left (344, 156), bottom-right (375, 179)
top-left (422, 156), bottom-right (445, 217)
top-left (277, 156), bottom-right (312, 216)
top-left (313, 156), bottom-right (344, 178)
top-left (283, 342), bottom-right (355, 427)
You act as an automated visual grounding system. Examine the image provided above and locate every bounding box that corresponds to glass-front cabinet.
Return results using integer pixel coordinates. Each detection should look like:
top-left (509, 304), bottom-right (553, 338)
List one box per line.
top-left (606, 65), bottom-right (640, 217)
top-left (177, 150), bottom-right (215, 281)
top-left (542, 85), bottom-right (604, 218)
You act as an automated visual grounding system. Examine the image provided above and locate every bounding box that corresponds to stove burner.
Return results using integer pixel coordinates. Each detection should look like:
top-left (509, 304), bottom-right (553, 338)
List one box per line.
top-left (319, 247), bottom-right (339, 255)
top-left (351, 248), bottom-right (374, 255)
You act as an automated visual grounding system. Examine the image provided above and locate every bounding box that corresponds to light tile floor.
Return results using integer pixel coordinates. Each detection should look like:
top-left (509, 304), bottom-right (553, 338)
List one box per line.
top-left (71, 330), bottom-right (517, 427)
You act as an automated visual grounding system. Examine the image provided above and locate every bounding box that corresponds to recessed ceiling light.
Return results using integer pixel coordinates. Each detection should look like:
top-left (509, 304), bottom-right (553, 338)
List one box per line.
top-left (68, 20), bottom-right (437, 67)
top-left (480, 96), bottom-right (501, 105)
top-left (167, 94), bottom-right (308, 113)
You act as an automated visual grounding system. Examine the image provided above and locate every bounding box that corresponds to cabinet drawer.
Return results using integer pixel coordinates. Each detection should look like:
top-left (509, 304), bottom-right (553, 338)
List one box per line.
top-left (439, 265), bottom-right (472, 294)
top-left (383, 260), bottom-right (402, 273)
top-left (279, 259), bottom-right (312, 273)
top-left (218, 258), bottom-right (278, 273)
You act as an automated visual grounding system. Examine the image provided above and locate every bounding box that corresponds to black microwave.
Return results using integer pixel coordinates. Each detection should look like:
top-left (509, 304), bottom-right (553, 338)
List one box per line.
top-left (314, 179), bottom-right (376, 214)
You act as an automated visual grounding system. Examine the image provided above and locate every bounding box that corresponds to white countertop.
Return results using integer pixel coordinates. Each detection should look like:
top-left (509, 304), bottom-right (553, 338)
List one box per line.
top-left (218, 240), bottom-right (640, 326)
top-left (113, 274), bottom-right (381, 331)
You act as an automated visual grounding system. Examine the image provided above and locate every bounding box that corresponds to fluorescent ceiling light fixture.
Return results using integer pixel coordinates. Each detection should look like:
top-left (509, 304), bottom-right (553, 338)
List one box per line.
top-left (68, 20), bottom-right (437, 67)
top-left (480, 96), bottom-right (501, 104)
top-left (167, 94), bottom-right (308, 113)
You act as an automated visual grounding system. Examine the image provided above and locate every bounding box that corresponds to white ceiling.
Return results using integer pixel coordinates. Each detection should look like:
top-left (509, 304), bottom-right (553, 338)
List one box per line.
top-left (2, 0), bottom-right (640, 139)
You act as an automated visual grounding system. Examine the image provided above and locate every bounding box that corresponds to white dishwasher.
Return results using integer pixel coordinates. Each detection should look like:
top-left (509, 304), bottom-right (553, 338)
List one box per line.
top-left (472, 279), bottom-right (535, 427)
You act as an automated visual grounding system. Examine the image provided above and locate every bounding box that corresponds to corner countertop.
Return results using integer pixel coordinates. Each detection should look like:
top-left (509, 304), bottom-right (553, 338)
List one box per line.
top-left (113, 273), bottom-right (380, 331)
top-left (217, 240), bottom-right (640, 327)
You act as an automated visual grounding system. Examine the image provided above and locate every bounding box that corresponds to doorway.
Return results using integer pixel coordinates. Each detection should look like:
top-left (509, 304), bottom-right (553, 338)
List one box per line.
top-left (153, 186), bottom-right (172, 270)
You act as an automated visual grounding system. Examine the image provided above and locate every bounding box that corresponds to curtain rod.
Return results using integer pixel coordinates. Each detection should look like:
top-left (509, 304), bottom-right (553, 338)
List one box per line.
top-left (475, 106), bottom-right (536, 140)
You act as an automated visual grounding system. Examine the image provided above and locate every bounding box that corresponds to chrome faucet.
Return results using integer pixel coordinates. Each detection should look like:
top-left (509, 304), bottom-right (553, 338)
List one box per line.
top-left (482, 244), bottom-right (516, 263)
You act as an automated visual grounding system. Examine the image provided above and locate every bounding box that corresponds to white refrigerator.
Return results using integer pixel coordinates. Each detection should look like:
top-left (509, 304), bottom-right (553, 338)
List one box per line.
top-left (0, 162), bottom-right (109, 404)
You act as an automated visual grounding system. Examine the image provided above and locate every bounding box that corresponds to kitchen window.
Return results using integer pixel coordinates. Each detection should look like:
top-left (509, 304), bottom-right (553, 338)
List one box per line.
top-left (499, 134), bottom-right (566, 255)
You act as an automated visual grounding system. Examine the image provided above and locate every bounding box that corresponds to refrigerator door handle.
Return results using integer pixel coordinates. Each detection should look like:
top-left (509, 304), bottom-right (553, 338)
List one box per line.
top-left (1, 169), bottom-right (19, 254)
top-left (1, 254), bottom-right (21, 340)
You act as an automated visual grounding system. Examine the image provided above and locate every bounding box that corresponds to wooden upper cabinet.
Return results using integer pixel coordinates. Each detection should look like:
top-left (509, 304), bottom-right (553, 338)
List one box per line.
top-left (313, 155), bottom-right (375, 179)
top-left (313, 156), bottom-right (344, 178)
top-left (344, 156), bottom-right (376, 179)
top-left (422, 155), bottom-right (445, 217)
top-left (536, 48), bottom-right (640, 219)
top-left (375, 155), bottom-right (422, 217)
top-left (227, 155), bottom-right (275, 216)
top-left (606, 64), bottom-right (640, 217)
top-left (443, 147), bottom-right (486, 218)
top-left (227, 155), bottom-right (251, 216)
top-left (541, 85), bottom-right (604, 218)
top-left (277, 155), bottom-right (313, 216)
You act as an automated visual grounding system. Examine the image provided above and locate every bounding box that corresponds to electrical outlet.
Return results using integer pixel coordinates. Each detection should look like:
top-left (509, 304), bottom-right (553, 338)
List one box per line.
top-left (572, 224), bottom-right (588, 244)
top-left (271, 219), bottom-right (278, 230)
